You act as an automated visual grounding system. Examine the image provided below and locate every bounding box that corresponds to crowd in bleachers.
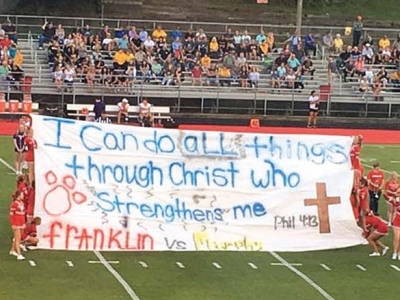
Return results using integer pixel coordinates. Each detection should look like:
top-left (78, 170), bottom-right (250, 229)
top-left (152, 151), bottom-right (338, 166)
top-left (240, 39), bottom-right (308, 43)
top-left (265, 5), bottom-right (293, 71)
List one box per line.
top-left (0, 20), bottom-right (25, 90)
top-left (39, 21), bottom-right (325, 93)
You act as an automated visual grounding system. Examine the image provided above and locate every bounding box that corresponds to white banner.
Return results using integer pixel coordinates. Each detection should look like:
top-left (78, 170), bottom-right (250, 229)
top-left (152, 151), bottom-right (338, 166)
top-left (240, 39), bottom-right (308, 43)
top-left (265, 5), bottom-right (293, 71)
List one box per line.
top-left (32, 115), bottom-right (364, 252)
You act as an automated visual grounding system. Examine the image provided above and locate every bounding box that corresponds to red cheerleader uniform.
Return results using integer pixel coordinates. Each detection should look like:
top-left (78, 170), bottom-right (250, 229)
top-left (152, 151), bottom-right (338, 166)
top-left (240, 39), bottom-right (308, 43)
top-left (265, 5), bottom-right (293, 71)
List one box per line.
top-left (10, 199), bottom-right (26, 229)
top-left (24, 137), bottom-right (37, 163)
top-left (365, 213), bottom-right (388, 235)
top-left (384, 180), bottom-right (399, 202)
top-left (390, 198), bottom-right (400, 228)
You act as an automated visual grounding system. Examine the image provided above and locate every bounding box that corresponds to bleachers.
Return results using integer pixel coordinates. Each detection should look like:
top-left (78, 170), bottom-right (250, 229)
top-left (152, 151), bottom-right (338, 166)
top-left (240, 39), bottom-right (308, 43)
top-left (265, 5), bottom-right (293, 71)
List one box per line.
top-left (66, 103), bottom-right (170, 123)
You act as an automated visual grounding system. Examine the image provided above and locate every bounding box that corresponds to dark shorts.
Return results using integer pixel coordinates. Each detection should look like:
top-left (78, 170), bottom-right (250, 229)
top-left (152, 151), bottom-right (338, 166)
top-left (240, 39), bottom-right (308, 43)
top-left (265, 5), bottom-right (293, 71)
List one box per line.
top-left (14, 148), bottom-right (26, 153)
top-left (309, 109), bottom-right (318, 113)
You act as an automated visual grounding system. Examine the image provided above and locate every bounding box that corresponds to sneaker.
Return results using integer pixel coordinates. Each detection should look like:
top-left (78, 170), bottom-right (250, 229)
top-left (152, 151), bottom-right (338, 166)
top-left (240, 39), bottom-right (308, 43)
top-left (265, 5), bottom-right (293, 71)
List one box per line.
top-left (398, 253), bottom-right (400, 261)
top-left (20, 244), bottom-right (27, 252)
top-left (392, 253), bottom-right (397, 260)
top-left (16, 255), bottom-right (25, 261)
top-left (382, 247), bottom-right (389, 256)
top-left (22, 162), bottom-right (28, 170)
top-left (9, 250), bottom-right (18, 257)
top-left (369, 252), bottom-right (380, 257)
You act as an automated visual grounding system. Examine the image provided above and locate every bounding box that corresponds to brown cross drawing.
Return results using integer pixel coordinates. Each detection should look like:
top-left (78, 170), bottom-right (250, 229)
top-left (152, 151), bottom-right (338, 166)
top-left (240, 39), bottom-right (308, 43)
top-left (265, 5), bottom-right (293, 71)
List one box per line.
top-left (304, 183), bottom-right (341, 234)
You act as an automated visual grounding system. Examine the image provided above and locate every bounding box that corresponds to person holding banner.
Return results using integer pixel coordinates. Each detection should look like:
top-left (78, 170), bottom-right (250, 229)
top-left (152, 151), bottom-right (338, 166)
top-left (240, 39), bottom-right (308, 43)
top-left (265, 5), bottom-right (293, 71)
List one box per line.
top-left (350, 169), bottom-right (363, 221)
top-left (350, 135), bottom-right (364, 174)
top-left (389, 196), bottom-right (400, 260)
top-left (363, 211), bottom-right (389, 257)
top-left (26, 180), bottom-right (36, 223)
top-left (21, 217), bottom-right (41, 251)
top-left (24, 129), bottom-right (37, 186)
top-left (358, 177), bottom-right (370, 229)
top-left (307, 90), bottom-right (320, 128)
top-left (9, 190), bottom-right (26, 260)
top-left (367, 162), bottom-right (385, 215)
top-left (384, 172), bottom-right (400, 226)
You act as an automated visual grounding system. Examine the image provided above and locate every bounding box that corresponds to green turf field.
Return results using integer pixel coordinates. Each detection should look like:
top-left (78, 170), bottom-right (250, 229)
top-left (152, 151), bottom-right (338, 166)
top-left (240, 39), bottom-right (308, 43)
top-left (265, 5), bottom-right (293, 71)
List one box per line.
top-left (1, 136), bottom-right (400, 300)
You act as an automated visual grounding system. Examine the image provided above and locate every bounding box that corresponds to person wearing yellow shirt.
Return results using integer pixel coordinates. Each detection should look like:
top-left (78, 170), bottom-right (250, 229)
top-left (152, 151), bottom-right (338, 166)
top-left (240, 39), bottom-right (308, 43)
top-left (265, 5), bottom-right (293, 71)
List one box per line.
top-left (152, 25), bottom-right (167, 40)
top-left (266, 32), bottom-right (275, 51)
top-left (378, 35), bottom-right (391, 51)
top-left (259, 41), bottom-right (269, 57)
top-left (218, 65), bottom-right (231, 86)
top-left (13, 50), bottom-right (24, 68)
top-left (209, 37), bottom-right (219, 59)
top-left (113, 49), bottom-right (128, 70)
top-left (333, 34), bottom-right (344, 53)
top-left (200, 54), bottom-right (211, 70)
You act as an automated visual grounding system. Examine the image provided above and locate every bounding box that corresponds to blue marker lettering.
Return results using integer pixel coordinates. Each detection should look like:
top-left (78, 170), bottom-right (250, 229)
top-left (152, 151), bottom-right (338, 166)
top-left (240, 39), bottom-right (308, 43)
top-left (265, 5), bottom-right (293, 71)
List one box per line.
top-left (80, 125), bottom-right (102, 151)
top-left (43, 117), bottom-right (75, 149)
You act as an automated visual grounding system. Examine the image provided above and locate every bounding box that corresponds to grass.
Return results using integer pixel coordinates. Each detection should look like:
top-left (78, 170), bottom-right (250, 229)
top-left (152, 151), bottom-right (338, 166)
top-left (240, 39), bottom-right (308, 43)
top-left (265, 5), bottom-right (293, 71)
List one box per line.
top-left (1, 136), bottom-right (400, 300)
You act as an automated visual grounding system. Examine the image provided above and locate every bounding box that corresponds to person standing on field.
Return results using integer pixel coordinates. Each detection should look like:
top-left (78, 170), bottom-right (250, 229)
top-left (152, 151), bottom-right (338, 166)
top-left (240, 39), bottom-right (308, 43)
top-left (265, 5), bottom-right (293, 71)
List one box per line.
top-left (307, 90), bottom-right (320, 128)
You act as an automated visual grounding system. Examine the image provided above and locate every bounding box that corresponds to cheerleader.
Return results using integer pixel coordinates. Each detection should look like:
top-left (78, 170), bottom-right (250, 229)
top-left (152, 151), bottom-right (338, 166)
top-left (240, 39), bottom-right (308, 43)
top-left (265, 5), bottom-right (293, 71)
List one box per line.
top-left (24, 128), bottom-right (37, 185)
top-left (9, 190), bottom-right (26, 260)
top-left (363, 211), bottom-right (389, 257)
top-left (384, 172), bottom-right (400, 226)
top-left (21, 216), bottom-right (41, 251)
top-left (13, 124), bottom-right (26, 175)
top-left (26, 180), bottom-right (35, 223)
top-left (389, 196), bottom-right (400, 260)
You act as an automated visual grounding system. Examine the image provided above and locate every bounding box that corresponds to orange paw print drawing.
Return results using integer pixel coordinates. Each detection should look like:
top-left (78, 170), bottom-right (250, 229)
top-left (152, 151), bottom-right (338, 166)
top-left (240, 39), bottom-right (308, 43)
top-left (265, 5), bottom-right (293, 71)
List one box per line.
top-left (43, 171), bottom-right (87, 216)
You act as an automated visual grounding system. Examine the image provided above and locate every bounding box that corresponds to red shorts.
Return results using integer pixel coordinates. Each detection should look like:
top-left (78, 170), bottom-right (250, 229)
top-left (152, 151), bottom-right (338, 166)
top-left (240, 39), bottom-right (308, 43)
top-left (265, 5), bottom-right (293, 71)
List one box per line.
top-left (10, 215), bottom-right (26, 228)
top-left (393, 215), bottom-right (400, 228)
top-left (375, 224), bottom-right (389, 235)
top-left (25, 153), bottom-right (34, 162)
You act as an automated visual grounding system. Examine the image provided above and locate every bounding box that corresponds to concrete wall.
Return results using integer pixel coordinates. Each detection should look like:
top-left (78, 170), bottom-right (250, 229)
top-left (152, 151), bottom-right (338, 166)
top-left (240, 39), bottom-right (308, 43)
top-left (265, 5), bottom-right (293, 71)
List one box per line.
top-left (0, 0), bottom-right (22, 13)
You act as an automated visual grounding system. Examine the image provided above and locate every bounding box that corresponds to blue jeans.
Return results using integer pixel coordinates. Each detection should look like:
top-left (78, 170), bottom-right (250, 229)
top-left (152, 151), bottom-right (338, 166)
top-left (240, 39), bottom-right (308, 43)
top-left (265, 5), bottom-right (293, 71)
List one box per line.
top-left (38, 35), bottom-right (52, 48)
top-left (369, 190), bottom-right (381, 215)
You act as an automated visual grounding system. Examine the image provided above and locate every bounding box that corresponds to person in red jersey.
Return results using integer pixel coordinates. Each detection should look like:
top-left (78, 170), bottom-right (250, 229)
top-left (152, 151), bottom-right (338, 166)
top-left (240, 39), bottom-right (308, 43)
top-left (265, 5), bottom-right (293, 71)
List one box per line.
top-left (21, 217), bottom-right (41, 251)
top-left (9, 190), bottom-right (26, 261)
top-left (350, 169), bottom-right (362, 221)
top-left (350, 135), bottom-right (362, 170)
top-left (26, 180), bottom-right (35, 223)
top-left (363, 211), bottom-right (389, 257)
top-left (366, 162), bottom-right (385, 215)
top-left (389, 196), bottom-right (400, 260)
top-left (358, 177), bottom-right (370, 229)
top-left (384, 172), bottom-right (400, 226)
top-left (24, 128), bottom-right (37, 186)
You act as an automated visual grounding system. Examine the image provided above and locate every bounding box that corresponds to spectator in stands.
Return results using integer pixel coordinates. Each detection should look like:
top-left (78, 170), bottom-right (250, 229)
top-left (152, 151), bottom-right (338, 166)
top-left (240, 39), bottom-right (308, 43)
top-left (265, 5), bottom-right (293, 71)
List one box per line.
top-left (39, 21), bottom-right (56, 50)
top-left (301, 56), bottom-right (315, 80)
top-left (287, 53), bottom-right (301, 72)
top-left (248, 66), bottom-right (259, 88)
top-left (358, 76), bottom-right (369, 98)
top-left (343, 60), bottom-right (355, 82)
top-left (139, 27), bottom-right (148, 43)
top-left (86, 112), bottom-right (96, 122)
top-left (113, 49), bottom-right (128, 70)
top-left (304, 32), bottom-right (316, 57)
top-left (327, 56), bottom-right (338, 83)
top-left (0, 60), bottom-right (9, 89)
top-left (352, 15), bottom-right (363, 47)
top-left (365, 66), bottom-right (374, 84)
top-left (378, 35), bottom-right (391, 51)
top-left (117, 98), bottom-right (130, 124)
top-left (55, 24), bottom-right (65, 45)
top-left (333, 34), bottom-right (344, 54)
top-left (81, 24), bottom-right (93, 45)
top-left (93, 98), bottom-right (105, 120)
top-left (3, 20), bottom-right (17, 44)
top-left (138, 99), bottom-right (153, 127)
top-left (354, 56), bottom-right (366, 77)
top-left (218, 65), bottom-right (231, 86)
top-left (323, 32), bottom-right (333, 51)
top-left (362, 43), bottom-right (374, 64)
top-left (8, 64), bottom-right (24, 90)
top-left (376, 67), bottom-right (388, 88)
top-left (53, 65), bottom-right (64, 91)
top-left (191, 63), bottom-right (203, 86)
top-left (86, 66), bottom-right (96, 92)
top-left (63, 64), bottom-right (75, 92)
top-left (286, 31), bottom-right (301, 52)
top-left (152, 25), bottom-right (167, 41)
top-left (102, 32), bottom-right (115, 53)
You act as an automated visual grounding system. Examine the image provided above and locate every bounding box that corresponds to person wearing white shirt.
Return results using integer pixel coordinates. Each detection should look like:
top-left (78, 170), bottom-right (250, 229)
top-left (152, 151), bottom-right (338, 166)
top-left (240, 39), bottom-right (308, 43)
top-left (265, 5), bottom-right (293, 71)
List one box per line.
top-left (117, 98), bottom-right (130, 124)
top-left (241, 30), bottom-right (251, 45)
top-left (63, 65), bottom-right (75, 92)
top-left (307, 90), bottom-right (320, 128)
top-left (138, 99), bottom-right (153, 127)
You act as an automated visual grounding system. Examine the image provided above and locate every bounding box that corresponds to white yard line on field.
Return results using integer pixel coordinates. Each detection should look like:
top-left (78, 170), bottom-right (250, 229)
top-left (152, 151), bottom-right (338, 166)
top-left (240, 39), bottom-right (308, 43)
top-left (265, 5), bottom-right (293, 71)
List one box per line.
top-left (212, 262), bottom-right (222, 269)
top-left (271, 262), bottom-right (303, 266)
top-left (29, 260), bottom-right (36, 267)
top-left (176, 262), bottom-right (185, 269)
top-left (356, 264), bottom-right (367, 271)
top-left (320, 264), bottom-right (331, 271)
top-left (0, 157), bottom-right (16, 173)
top-left (138, 261), bottom-right (148, 268)
top-left (66, 261), bottom-right (74, 267)
top-left (94, 251), bottom-right (141, 300)
top-left (88, 260), bottom-right (120, 264)
top-left (0, 158), bottom-right (141, 300)
top-left (269, 252), bottom-right (336, 300)
top-left (248, 262), bottom-right (258, 269)
top-left (390, 265), bottom-right (400, 271)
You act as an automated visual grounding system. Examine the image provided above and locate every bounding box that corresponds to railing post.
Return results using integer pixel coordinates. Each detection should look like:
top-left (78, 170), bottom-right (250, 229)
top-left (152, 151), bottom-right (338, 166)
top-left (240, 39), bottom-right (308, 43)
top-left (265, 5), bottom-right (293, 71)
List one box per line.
top-left (263, 98), bottom-right (267, 116)
top-left (177, 85), bottom-right (181, 112)
top-left (388, 102), bottom-right (392, 118)
top-left (326, 94), bottom-right (331, 116)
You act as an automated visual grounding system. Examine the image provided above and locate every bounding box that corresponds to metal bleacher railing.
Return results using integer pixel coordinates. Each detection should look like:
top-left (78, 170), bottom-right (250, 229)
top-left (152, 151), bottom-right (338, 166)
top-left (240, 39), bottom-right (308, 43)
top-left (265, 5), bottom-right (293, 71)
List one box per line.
top-left (3, 14), bottom-right (400, 118)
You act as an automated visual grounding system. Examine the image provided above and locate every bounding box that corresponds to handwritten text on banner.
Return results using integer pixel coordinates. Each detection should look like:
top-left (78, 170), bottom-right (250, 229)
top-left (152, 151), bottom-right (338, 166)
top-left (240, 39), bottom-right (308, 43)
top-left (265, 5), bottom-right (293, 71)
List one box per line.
top-left (32, 115), bottom-right (364, 252)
